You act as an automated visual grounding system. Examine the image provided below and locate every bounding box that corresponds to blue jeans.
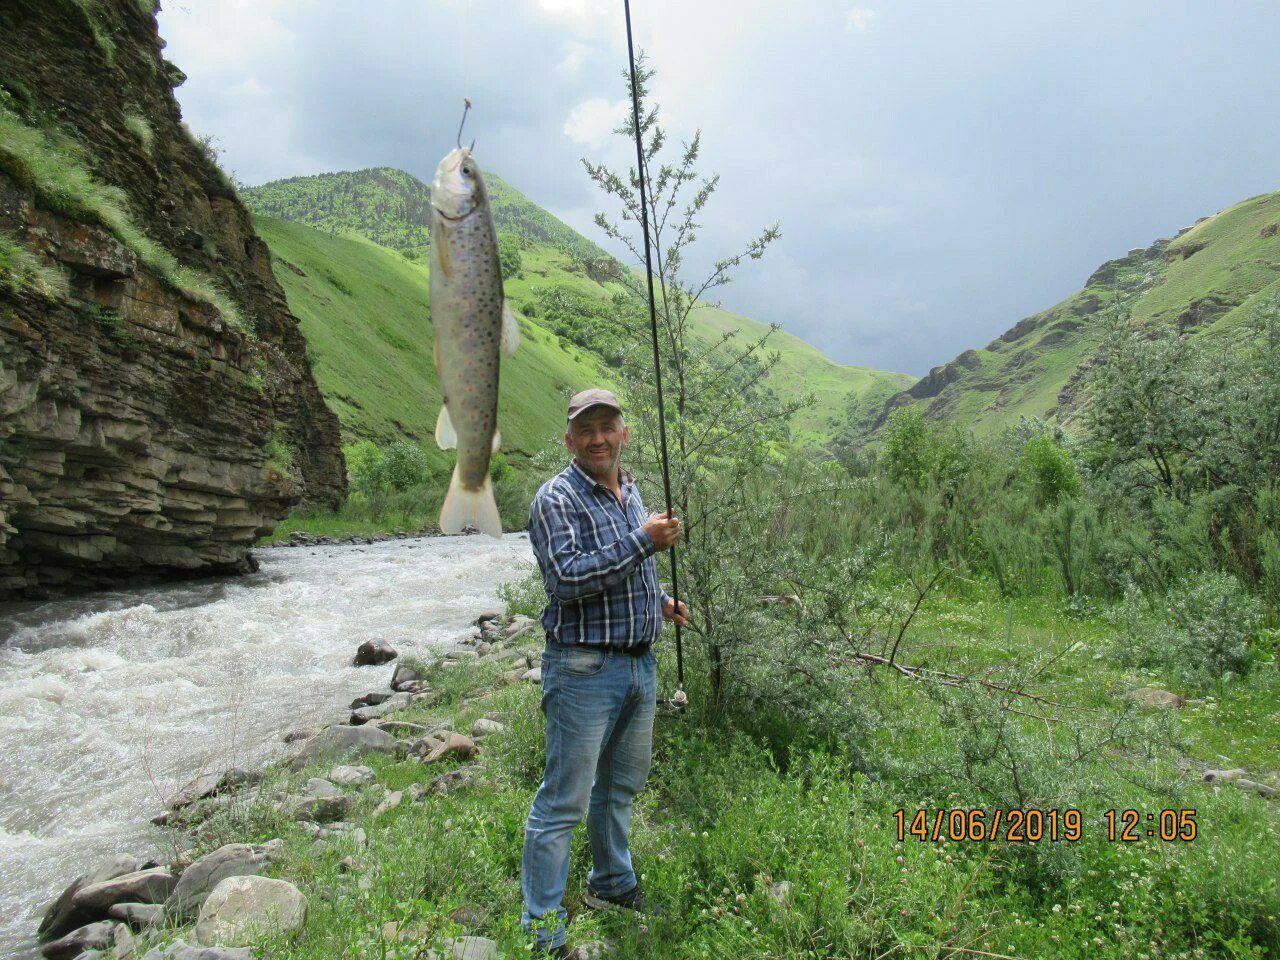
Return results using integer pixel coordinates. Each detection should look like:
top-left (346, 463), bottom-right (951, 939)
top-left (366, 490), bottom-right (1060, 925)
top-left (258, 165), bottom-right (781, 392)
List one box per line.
top-left (521, 639), bottom-right (657, 950)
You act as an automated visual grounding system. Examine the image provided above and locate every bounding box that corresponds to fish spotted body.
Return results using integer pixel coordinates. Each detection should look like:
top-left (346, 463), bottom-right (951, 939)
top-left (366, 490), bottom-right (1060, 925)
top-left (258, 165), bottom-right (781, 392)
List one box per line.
top-left (429, 147), bottom-right (518, 537)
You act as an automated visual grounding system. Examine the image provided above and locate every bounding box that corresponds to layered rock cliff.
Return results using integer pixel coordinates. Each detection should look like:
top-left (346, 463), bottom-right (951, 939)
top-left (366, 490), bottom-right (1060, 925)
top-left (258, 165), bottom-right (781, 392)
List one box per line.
top-left (0, 0), bottom-right (345, 598)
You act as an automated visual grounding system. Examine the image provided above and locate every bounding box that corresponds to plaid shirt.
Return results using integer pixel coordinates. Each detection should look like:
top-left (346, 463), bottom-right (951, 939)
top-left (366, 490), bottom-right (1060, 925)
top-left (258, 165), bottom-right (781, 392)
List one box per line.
top-left (529, 459), bottom-right (671, 649)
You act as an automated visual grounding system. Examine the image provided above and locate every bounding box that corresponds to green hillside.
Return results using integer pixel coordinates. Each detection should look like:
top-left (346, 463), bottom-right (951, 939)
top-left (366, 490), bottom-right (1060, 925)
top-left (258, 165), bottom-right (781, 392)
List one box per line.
top-left (255, 217), bottom-right (607, 473)
top-left (884, 189), bottom-right (1280, 436)
top-left (246, 167), bottom-right (911, 448)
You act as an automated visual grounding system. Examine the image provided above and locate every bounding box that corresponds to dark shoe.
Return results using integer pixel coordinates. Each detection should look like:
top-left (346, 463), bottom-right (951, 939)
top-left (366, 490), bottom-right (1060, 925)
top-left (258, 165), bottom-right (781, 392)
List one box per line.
top-left (583, 884), bottom-right (654, 914)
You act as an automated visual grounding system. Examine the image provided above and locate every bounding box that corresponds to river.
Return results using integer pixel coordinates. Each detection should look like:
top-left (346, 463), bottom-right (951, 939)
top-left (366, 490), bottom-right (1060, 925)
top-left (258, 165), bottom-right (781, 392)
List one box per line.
top-left (0, 534), bottom-right (535, 960)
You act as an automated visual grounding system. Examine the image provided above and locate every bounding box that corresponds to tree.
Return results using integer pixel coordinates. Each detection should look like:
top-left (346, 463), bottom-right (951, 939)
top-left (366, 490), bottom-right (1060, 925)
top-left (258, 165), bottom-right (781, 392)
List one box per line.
top-left (583, 54), bottom-right (812, 710)
top-left (497, 232), bottom-right (522, 280)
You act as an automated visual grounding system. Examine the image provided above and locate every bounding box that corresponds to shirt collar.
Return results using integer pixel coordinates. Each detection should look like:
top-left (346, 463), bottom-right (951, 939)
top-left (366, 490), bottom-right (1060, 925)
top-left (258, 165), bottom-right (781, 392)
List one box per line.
top-left (567, 459), bottom-right (635, 496)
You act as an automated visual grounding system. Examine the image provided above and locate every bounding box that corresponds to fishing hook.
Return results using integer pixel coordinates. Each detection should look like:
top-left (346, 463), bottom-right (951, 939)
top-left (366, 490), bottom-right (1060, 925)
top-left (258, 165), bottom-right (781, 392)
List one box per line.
top-left (456, 98), bottom-right (475, 153)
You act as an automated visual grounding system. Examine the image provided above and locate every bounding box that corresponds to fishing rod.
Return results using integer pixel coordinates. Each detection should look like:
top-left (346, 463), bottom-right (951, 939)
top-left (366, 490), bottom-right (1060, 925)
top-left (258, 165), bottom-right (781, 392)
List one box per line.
top-left (622, 0), bottom-right (686, 706)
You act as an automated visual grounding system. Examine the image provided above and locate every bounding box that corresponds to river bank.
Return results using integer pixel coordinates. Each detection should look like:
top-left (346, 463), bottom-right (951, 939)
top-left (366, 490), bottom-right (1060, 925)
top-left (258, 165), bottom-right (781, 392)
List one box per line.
top-left (17, 573), bottom-right (1280, 960)
top-left (0, 536), bottom-right (535, 960)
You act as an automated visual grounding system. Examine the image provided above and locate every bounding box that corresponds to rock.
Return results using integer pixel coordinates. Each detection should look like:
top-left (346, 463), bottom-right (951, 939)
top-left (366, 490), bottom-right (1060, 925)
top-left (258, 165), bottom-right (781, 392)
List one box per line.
top-left (470, 718), bottom-right (506, 738)
top-left (766, 880), bottom-right (793, 905)
top-left (282, 729), bottom-right (316, 744)
top-left (475, 612), bottom-right (501, 627)
top-left (444, 649), bottom-right (479, 662)
top-left (374, 720), bottom-right (428, 738)
top-left (568, 942), bottom-right (609, 960)
top-left (289, 724), bottom-right (397, 767)
top-left (40, 855), bottom-right (152, 942)
top-left (373, 790), bottom-right (403, 818)
top-left (107, 903), bottom-right (164, 929)
top-left (427, 765), bottom-right (482, 796)
top-left (350, 691), bottom-right (393, 710)
top-left (475, 641), bottom-right (493, 657)
top-left (72, 867), bottom-right (176, 915)
top-left (1128, 687), bottom-right (1184, 709)
top-left (165, 769), bottom-right (261, 813)
top-left (1236, 779), bottom-right (1278, 798)
top-left (503, 615), bottom-right (538, 640)
top-left (1202, 768), bottom-right (1249, 783)
top-left (353, 639), bottom-right (398, 666)
top-left (337, 856), bottom-right (361, 873)
top-left (422, 733), bottom-right (477, 765)
top-left (290, 781), bottom-right (350, 823)
top-left (140, 940), bottom-right (251, 960)
top-left (521, 667), bottom-right (542, 683)
top-left (327, 764), bottom-right (375, 787)
top-left (447, 936), bottom-right (500, 960)
top-left (165, 841), bottom-right (281, 922)
top-left (40, 921), bottom-right (118, 960)
top-left (351, 692), bottom-right (412, 725)
top-left (194, 876), bottom-right (307, 946)
top-left (391, 663), bottom-right (424, 690)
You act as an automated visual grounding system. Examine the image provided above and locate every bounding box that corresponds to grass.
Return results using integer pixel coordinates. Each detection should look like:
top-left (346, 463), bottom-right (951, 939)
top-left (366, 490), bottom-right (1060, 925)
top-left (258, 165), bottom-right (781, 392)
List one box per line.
top-left (131, 575), bottom-right (1279, 960)
top-left (123, 111), bottom-right (154, 156)
top-left (0, 227), bottom-right (68, 300)
top-left (0, 104), bottom-right (252, 336)
top-left (245, 169), bottom-right (910, 455)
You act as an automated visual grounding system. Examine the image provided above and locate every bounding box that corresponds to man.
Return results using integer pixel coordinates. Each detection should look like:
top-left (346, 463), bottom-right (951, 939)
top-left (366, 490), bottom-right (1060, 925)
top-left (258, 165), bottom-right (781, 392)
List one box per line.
top-left (521, 387), bottom-right (689, 957)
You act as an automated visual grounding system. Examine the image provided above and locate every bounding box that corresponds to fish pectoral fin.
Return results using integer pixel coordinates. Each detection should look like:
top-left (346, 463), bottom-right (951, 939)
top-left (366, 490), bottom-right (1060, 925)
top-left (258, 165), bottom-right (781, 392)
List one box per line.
top-left (435, 404), bottom-right (458, 450)
top-left (491, 429), bottom-right (501, 453)
top-left (501, 301), bottom-right (520, 356)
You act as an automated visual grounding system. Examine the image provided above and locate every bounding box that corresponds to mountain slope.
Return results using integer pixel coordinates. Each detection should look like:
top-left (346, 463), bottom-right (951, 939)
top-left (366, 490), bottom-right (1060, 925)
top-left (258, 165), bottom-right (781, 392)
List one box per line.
top-left (246, 167), bottom-right (911, 447)
top-left (883, 190), bottom-right (1280, 436)
top-left (255, 217), bottom-right (608, 473)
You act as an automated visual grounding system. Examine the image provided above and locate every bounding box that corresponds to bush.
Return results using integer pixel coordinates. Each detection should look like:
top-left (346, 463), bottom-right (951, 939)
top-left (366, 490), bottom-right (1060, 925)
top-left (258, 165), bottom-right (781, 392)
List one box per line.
top-left (881, 406), bottom-right (972, 490)
top-left (1018, 434), bottom-right (1080, 506)
top-left (1112, 571), bottom-right (1264, 686)
top-left (497, 232), bottom-right (522, 280)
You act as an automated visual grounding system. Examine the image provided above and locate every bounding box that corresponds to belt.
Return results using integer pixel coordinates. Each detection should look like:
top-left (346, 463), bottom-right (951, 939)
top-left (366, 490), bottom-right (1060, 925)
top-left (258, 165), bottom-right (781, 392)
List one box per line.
top-left (546, 633), bottom-right (651, 657)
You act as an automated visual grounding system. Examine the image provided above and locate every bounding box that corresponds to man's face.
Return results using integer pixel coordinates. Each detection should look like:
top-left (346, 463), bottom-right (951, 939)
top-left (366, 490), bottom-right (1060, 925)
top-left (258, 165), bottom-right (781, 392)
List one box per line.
top-left (566, 406), bottom-right (629, 477)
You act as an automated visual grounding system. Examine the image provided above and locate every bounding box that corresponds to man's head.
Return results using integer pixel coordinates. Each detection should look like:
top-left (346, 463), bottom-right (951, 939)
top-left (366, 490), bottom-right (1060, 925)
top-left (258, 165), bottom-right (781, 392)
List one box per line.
top-left (565, 388), bottom-right (628, 479)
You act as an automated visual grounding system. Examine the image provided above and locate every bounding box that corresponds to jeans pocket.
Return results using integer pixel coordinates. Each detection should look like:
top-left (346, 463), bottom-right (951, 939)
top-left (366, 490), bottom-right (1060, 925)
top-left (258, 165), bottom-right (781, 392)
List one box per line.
top-left (559, 646), bottom-right (608, 677)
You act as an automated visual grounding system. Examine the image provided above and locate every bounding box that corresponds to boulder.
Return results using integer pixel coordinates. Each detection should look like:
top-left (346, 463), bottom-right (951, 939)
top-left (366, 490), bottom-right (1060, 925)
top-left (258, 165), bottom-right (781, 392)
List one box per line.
top-left (1128, 687), bottom-right (1183, 709)
top-left (108, 903), bottom-right (165, 929)
top-left (40, 921), bottom-right (120, 960)
top-left (353, 639), bottom-right (398, 666)
top-left (288, 724), bottom-right (397, 767)
top-left (350, 691), bottom-right (393, 710)
top-left (447, 936), bottom-right (501, 960)
top-left (372, 789), bottom-right (403, 818)
top-left (503, 615), bottom-right (538, 640)
top-left (350, 692), bottom-right (412, 725)
top-left (40, 855), bottom-right (153, 942)
top-left (166, 769), bottom-right (260, 812)
top-left (422, 733), bottom-right (477, 765)
top-left (470, 718), bottom-right (506, 738)
top-left (327, 764), bottom-right (375, 787)
top-left (521, 668), bottom-right (542, 683)
top-left (141, 940), bottom-right (251, 960)
top-left (474, 612), bottom-right (502, 627)
top-left (391, 663), bottom-right (423, 690)
top-left (1236, 779), bottom-right (1278, 798)
top-left (165, 841), bottom-right (281, 922)
top-left (194, 876), bottom-right (307, 946)
top-left (1202, 768), bottom-right (1249, 783)
top-left (72, 867), bottom-right (176, 915)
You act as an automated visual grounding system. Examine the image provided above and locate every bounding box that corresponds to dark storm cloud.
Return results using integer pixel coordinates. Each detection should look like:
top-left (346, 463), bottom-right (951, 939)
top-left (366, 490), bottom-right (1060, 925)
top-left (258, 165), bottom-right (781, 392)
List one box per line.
top-left (161, 1), bottom-right (1280, 376)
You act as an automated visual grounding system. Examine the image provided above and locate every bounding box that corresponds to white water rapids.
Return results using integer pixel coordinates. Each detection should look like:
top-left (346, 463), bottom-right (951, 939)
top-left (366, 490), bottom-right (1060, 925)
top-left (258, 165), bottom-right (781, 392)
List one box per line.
top-left (0, 534), bottom-right (535, 960)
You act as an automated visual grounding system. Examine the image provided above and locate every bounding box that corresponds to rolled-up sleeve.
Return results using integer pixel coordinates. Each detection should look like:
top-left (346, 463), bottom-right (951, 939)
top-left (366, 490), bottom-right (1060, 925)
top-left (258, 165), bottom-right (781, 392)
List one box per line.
top-left (532, 492), bottom-right (655, 601)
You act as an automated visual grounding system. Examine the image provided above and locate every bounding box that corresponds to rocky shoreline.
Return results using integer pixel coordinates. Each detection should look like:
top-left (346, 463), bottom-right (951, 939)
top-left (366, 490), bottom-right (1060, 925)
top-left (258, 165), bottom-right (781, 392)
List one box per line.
top-left (31, 610), bottom-right (562, 960)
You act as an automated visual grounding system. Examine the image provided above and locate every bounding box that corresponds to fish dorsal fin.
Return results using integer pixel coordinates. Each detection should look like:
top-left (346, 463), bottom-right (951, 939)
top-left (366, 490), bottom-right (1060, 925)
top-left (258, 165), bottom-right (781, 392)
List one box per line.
top-left (501, 301), bottom-right (520, 356)
top-left (435, 403), bottom-right (457, 450)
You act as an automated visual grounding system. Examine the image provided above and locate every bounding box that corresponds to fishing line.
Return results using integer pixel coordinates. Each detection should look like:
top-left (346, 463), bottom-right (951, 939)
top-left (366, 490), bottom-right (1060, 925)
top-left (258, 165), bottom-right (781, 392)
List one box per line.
top-left (622, 0), bottom-right (686, 704)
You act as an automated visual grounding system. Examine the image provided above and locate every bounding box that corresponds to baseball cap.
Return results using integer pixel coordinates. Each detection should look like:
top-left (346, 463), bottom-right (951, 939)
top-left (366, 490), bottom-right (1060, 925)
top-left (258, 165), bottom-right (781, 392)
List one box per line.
top-left (567, 387), bottom-right (623, 421)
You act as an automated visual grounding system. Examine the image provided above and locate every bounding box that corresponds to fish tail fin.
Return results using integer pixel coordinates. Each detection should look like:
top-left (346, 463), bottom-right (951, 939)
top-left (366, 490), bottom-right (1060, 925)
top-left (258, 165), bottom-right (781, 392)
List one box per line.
top-left (440, 467), bottom-right (502, 538)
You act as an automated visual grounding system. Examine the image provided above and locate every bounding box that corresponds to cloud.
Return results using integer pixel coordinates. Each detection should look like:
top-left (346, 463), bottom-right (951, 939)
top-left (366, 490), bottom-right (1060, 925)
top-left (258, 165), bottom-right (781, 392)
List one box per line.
top-left (563, 98), bottom-right (629, 149)
top-left (846, 7), bottom-right (878, 31)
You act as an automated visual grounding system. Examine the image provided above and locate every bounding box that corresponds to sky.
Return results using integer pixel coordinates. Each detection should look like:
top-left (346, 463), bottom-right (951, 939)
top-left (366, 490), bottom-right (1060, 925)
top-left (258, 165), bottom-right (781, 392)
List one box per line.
top-left (158, 0), bottom-right (1280, 376)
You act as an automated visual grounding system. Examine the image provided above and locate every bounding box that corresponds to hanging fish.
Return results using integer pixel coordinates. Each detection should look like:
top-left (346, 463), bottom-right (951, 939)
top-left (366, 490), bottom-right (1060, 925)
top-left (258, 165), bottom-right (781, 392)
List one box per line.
top-left (429, 146), bottom-right (519, 537)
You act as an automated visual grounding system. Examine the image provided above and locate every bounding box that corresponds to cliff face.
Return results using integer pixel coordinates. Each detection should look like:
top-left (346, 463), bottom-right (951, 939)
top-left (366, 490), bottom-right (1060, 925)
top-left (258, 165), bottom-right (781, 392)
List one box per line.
top-left (0, 0), bottom-right (345, 598)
